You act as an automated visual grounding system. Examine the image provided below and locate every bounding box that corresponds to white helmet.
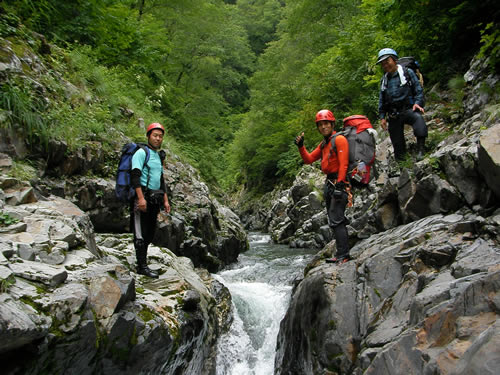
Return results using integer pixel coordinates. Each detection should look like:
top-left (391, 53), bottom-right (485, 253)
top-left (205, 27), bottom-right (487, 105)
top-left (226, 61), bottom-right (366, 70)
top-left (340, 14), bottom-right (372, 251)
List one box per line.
top-left (376, 48), bottom-right (398, 64)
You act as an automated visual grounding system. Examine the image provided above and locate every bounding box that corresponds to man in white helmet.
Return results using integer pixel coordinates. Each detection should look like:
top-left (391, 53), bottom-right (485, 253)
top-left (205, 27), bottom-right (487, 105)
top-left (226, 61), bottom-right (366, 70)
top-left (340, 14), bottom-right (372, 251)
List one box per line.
top-left (377, 48), bottom-right (428, 161)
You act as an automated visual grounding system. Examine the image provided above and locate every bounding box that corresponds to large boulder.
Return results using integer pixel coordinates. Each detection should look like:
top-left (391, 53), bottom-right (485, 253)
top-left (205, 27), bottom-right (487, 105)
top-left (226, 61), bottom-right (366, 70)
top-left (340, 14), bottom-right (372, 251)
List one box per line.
top-left (275, 212), bottom-right (500, 375)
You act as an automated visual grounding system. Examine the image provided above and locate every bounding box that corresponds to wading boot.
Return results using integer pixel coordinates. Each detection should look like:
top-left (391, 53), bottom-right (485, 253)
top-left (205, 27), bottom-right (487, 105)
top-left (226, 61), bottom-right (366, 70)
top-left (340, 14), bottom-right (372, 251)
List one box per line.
top-left (137, 264), bottom-right (159, 278)
top-left (325, 255), bottom-right (351, 264)
top-left (136, 244), bottom-right (159, 278)
top-left (416, 137), bottom-right (426, 161)
top-left (325, 224), bottom-right (350, 264)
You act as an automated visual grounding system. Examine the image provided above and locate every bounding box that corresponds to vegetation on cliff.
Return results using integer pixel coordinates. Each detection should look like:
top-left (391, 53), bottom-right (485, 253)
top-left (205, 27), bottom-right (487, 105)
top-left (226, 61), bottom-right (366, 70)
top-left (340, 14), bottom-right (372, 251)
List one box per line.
top-left (0, 0), bottom-right (498, 195)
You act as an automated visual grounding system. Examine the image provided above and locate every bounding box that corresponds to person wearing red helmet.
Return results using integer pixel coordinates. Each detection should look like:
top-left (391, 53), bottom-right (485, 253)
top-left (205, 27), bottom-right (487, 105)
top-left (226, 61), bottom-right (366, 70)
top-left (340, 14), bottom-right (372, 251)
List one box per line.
top-left (294, 110), bottom-right (351, 264)
top-left (130, 122), bottom-right (171, 278)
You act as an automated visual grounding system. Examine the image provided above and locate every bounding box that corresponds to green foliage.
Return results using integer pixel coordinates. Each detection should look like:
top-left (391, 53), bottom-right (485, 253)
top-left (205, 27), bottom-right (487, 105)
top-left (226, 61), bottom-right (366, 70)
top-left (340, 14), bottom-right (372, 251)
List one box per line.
top-left (224, 0), bottom-right (368, 191)
top-left (0, 12), bottom-right (22, 37)
top-left (478, 23), bottom-right (500, 73)
top-left (0, 211), bottom-right (19, 227)
top-left (427, 157), bottom-right (441, 171)
top-left (8, 160), bottom-right (37, 181)
top-left (369, 0), bottom-right (500, 82)
top-left (0, 274), bottom-right (15, 293)
top-left (235, 0), bottom-right (283, 56)
top-left (0, 0), bottom-right (54, 32)
top-left (448, 75), bottom-right (466, 110)
top-left (0, 80), bottom-right (49, 149)
top-left (397, 154), bottom-right (415, 170)
top-left (426, 129), bottom-right (454, 151)
top-left (1, 0), bottom-right (497, 196)
top-left (138, 307), bottom-right (155, 322)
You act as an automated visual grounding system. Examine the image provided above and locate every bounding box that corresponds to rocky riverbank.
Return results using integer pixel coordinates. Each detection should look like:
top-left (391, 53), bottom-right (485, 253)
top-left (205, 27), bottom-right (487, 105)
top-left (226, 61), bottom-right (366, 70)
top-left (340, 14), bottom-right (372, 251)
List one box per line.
top-left (265, 58), bottom-right (500, 374)
top-left (0, 162), bottom-right (239, 374)
top-left (0, 30), bottom-right (249, 374)
top-left (0, 123), bottom-right (247, 374)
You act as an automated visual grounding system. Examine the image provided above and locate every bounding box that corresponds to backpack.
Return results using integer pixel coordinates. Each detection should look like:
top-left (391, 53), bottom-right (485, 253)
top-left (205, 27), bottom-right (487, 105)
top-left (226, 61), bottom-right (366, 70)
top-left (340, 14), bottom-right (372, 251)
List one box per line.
top-left (115, 142), bottom-right (150, 203)
top-left (398, 56), bottom-right (424, 87)
top-left (322, 115), bottom-right (377, 185)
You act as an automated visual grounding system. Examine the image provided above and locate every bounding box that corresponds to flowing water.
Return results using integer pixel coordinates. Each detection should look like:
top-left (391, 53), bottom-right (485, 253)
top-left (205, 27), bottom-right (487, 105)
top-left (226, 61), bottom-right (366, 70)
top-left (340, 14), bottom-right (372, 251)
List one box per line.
top-left (214, 233), bottom-right (317, 375)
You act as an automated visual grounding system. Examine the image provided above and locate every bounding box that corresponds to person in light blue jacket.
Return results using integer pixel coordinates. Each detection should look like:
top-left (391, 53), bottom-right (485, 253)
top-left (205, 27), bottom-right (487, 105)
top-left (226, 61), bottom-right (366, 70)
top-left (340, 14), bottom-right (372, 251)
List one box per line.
top-left (130, 122), bottom-right (170, 278)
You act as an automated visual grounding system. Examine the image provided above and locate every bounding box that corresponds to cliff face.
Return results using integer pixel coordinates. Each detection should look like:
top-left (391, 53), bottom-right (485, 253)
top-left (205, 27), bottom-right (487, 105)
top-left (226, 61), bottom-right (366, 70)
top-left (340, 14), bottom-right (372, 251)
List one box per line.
top-left (0, 32), bottom-right (248, 374)
top-left (272, 58), bottom-right (500, 375)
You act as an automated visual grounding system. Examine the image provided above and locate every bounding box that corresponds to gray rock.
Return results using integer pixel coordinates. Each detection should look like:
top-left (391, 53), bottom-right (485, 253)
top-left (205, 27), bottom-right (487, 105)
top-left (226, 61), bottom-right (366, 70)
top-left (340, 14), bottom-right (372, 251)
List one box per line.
top-left (0, 265), bottom-right (14, 284)
top-left (451, 239), bottom-right (500, 278)
top-left (9, 260), bottom-right (67, 286)
top-left (0, 294), bottom-right (52, 354)
top-left (275, 212), bottom-right (500, 375)
top-left (39, 246), bottom-right (66, 265)
top-left (16, 242), bottom-right (36, 261)
top-left (478, 123), bottom-right (500, 199)
top-left (88, 267), bottom-right (135, 319)
top-left (182, 289), bottom-right (201, 311)
top-left (450, 318), bottom-right (500, 375)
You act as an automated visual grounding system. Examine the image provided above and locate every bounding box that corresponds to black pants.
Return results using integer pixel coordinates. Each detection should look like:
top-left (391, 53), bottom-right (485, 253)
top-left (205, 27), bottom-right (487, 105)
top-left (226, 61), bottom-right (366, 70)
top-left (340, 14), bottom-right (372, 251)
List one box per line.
top-left (130, 199), bottom-right (160, 260)
top-left (388, 109), bottom-right (427, 160)
top-left (324, 181), bottom-right (349, 258)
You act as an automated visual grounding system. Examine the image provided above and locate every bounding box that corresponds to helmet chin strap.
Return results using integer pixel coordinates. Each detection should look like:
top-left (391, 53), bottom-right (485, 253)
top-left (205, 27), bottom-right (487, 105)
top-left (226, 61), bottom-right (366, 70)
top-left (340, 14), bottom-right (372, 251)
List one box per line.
top-left (148, 141), bottom-right (159, 150)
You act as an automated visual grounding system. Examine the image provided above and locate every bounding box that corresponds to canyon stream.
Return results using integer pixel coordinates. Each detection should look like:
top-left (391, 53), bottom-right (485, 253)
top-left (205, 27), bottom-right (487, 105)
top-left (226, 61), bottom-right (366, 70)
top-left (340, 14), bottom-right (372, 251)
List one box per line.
top-left (214, 232), bottom-right (317, 374)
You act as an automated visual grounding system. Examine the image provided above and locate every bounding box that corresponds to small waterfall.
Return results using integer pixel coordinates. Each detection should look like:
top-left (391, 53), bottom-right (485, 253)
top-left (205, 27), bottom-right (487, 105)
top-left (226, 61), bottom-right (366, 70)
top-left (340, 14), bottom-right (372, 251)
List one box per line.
top-left (215, 233), bottom-right (316, 374)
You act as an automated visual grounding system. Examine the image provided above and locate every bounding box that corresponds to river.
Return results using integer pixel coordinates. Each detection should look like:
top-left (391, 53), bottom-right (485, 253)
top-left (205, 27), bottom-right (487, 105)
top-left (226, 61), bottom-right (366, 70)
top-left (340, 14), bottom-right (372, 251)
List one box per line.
top-left (214, 233), bottom-right (317, 375)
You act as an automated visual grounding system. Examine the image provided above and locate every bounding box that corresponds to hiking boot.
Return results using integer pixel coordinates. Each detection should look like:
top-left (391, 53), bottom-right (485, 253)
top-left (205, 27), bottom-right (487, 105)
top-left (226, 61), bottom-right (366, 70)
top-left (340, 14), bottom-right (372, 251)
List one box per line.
top-left (337, 256), bottom-right (351, 264)
top-left (137, 264), bottom-right (159, 278)
top-left (325, 255), bottom-right (351, 264)
top-left (416, 137), bottom-right (426, 161)
top-left (416, 150), bottom-right (424, 161)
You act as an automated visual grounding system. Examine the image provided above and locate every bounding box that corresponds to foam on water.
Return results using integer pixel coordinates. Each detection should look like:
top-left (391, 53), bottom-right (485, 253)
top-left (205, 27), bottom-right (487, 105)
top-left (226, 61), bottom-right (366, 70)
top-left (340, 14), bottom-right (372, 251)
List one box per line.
top-left (214, 233), bottom-right (316, 374)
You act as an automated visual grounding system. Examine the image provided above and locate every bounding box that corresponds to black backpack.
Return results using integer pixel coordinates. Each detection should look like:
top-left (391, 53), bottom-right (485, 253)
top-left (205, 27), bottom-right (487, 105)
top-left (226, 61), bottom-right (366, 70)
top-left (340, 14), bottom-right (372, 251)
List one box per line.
top-left (398, 56), bottom-right (424, 87)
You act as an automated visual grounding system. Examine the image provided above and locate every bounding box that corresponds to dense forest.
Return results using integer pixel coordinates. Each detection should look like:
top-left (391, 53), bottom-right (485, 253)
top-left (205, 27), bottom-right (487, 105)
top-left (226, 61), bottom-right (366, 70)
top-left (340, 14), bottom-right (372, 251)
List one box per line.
top-left (1, 0), bottom-right (499, 197)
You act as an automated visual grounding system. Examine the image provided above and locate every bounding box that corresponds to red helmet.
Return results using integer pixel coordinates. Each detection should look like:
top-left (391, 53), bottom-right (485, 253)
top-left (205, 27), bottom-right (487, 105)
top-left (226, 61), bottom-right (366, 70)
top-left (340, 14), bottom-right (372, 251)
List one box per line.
top-left (315, 110), bottom-right (335, 123)
top-left (146, 122), bottom-right (165, 136)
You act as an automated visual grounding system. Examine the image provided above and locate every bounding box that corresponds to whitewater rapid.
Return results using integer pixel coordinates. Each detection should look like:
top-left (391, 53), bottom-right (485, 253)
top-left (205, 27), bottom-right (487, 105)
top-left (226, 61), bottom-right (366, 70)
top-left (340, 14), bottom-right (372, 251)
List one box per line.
top-left (214, 233), bottom-right (316, 374)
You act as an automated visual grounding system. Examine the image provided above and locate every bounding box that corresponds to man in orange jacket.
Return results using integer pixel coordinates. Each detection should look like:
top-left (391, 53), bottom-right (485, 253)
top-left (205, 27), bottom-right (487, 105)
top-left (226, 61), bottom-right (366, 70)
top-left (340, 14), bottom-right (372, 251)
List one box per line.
top-left (295, 109), bottom-right (351, 263)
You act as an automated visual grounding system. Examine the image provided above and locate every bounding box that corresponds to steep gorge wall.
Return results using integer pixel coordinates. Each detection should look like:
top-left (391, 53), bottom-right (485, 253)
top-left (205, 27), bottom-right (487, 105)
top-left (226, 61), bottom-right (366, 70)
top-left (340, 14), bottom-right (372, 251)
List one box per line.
top-left (272, 58), bottom-right (500, 375)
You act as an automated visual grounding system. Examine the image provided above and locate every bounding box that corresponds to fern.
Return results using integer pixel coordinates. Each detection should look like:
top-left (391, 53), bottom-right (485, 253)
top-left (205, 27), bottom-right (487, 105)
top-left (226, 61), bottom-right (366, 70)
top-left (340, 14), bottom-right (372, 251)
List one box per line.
top-left (0, 82), bottom-right (49, 149)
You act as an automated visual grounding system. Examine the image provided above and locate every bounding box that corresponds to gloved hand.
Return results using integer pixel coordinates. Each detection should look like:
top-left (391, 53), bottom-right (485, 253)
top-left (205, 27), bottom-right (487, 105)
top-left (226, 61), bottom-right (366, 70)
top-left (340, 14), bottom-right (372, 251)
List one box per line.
top-left (294, 132), bottom-right (304, 147)
top-left (335, 181), bottom-right (346, 191)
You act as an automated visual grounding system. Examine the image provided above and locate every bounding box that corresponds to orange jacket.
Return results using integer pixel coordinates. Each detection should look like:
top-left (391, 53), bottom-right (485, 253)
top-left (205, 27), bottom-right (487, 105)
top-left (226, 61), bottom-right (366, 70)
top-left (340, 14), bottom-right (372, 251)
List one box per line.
top-left (298, 133), bottom-right (349, 182)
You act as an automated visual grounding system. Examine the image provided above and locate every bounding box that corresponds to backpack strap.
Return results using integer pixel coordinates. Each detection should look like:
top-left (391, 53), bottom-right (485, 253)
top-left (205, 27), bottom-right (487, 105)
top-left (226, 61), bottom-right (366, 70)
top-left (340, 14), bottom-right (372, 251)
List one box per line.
top-left (137, 144), bottom-right (151, 189)
top-left (402, 66), bottom-right (413, 88)
top-left (329, 133), bottom-right (340, 156)
top-left (320, 134), bottom-right (338, 160)
top-left (402, 66), bottom-right (418, 105)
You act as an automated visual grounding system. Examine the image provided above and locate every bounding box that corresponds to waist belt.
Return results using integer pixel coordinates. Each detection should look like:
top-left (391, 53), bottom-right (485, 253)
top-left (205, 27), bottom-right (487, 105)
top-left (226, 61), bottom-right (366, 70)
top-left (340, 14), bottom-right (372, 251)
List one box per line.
top-left (326, 173), bottom-right (338, 181)
top-left (389, 99), bottom-right (411, 114)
